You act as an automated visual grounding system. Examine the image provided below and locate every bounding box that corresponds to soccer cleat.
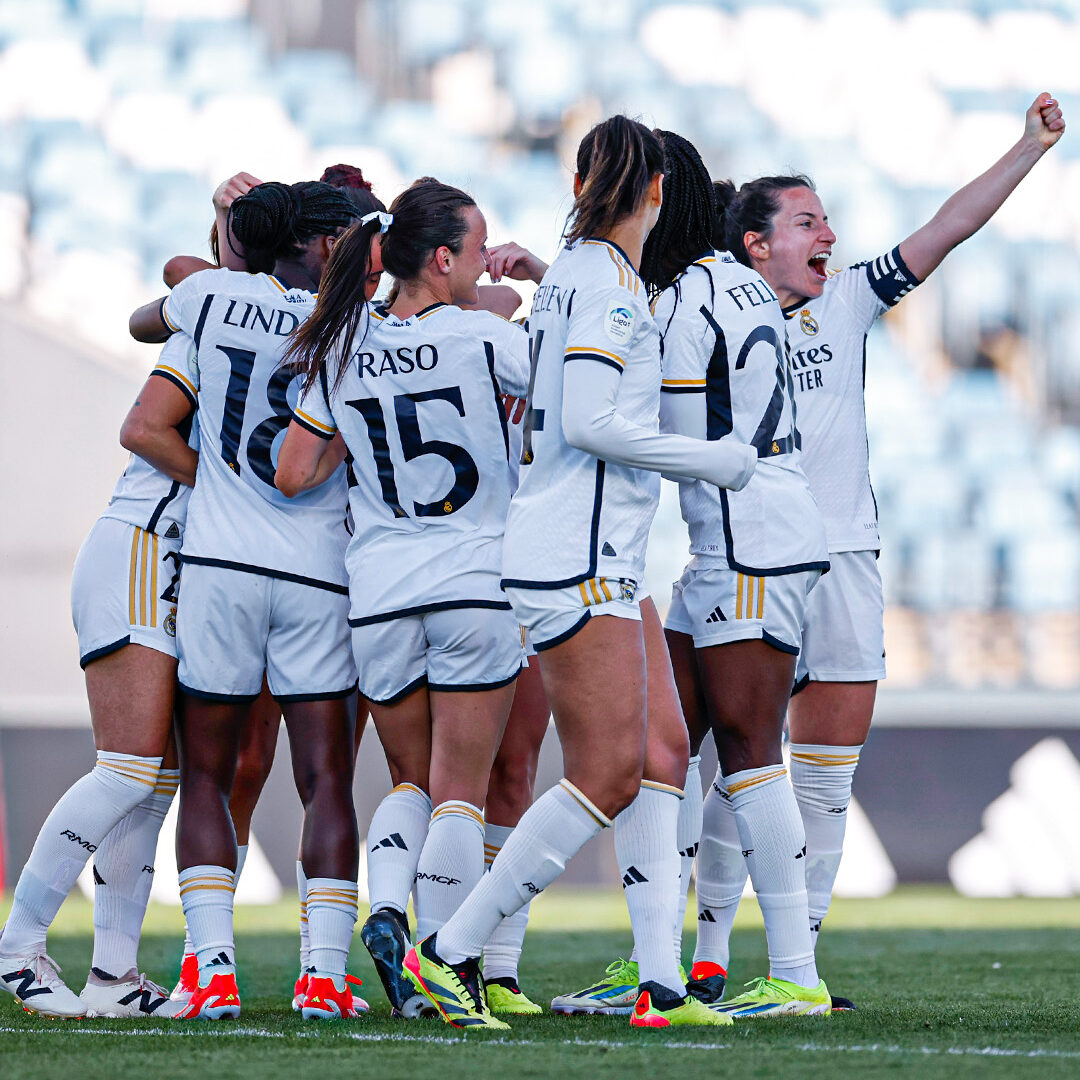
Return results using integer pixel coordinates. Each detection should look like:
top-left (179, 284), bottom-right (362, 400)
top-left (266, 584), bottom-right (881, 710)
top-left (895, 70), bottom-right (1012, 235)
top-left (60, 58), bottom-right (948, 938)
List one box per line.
top-left (403, 936), bottom-right (509, 1030)
top-left (629, 981), bottom-right (734, 1028)
top-left (550, 958), bottom-right (640, 1015)
top-left (0, 953), bottom-right (85, 1018)
top-left (300, 973), bottom-right (369, 1019)
top-left (485, 976), bottom-right (542, 1015)
top-left (709, 975), bottom-right (832, 1018)
top-left (831, 994), bottom-right (856, 1011)
top-left (686, 960), bottom-right (727, 1005)
top-left (291, 968), bottom-right (312, 1012)
top-left (170, 951), bottom-right (198, 1003)
top-left (175, 969), bottom-right (242, 1020)
top-left (81, 968), bottom-right (185, 1018)
top-left (360, 908), bottom-right (434, 1019)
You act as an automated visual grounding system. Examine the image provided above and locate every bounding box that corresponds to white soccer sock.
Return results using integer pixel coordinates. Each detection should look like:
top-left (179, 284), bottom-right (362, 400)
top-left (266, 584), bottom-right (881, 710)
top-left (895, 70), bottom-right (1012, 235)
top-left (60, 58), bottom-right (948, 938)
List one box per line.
top-left (296, 860), bottom-right (311, 970)
top-left (727, 764), bottom-right (817, 987)
top-left (414, 800), bottom-right (486, 941)
top-left (615, 781), bottom-right (684, 995)
top-left (306, 877), bottom-right (358, 978)
top-left (91, 768), bottom-right (179, 977)
top-left (693, 768), bottom-right (746, 973)
top-left (790, 743), bottom-right (862, 943)
top-left (674, 756), bottom-right (702, 965)
top-left (0, 751), bottom-right (161, 958)
top-left (436, 780), bottom-right (611, 965)
top-left (178, 865), bottom-right (236, 973)
top-left (481, 823), bottom-right (531, 982)
top-left (367, 783), bottom-right (431, 916)
top-left (233, 844), bottom-right (248, 888)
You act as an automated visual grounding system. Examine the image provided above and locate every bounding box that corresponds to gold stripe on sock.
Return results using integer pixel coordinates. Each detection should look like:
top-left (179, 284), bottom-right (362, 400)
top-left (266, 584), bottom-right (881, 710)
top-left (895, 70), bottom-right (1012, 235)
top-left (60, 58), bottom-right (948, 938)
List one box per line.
top-left (559, 778), bottom-right (613, 828)
top-left (392, 782), bottom-right (428, 799)
top-left (790, 751), bottom-right (861, 767)
top-left (432, 804), bottom-right (485, 828)
top-left (641, 779), bottom-right (685, 799)
top-left (726, 767), bottom-right (787, 796)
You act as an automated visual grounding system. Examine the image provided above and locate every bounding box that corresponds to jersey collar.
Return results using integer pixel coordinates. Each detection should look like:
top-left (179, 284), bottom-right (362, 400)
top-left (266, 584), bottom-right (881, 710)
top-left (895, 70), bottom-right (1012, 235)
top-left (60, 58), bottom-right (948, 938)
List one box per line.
top-left (781, 297), bottom-right (810, 320)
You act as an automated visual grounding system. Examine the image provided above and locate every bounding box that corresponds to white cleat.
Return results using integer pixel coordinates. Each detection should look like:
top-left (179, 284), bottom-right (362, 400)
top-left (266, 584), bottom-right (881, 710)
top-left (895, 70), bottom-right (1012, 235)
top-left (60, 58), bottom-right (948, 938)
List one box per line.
top-left (81, 968), bottom-right (185, 1018)
top-left (0, 953), bottom-right (86, 1018)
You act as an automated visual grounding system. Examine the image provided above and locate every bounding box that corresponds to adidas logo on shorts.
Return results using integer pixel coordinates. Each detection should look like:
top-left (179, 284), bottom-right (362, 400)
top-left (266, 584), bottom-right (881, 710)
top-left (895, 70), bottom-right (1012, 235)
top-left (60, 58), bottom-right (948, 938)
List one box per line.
top-left (705, 605), bottom-right (727, 624)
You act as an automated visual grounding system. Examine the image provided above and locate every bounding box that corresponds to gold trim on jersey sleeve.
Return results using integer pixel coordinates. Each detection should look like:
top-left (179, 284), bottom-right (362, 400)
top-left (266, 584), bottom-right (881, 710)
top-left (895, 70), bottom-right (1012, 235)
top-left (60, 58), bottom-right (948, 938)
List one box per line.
top-left (294, 408), bottom-right (337, 435)
top-left (565, 346), bottom-right (626, 368)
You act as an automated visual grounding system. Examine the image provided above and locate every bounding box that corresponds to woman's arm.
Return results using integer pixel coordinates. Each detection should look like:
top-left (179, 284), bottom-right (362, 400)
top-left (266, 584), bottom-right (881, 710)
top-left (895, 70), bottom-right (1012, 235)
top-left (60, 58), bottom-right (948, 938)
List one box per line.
top-left (275, 423), bottom-right (347, 497)
top-left (119, 376), bottom-right (198, 486)
top-left (899, 93), bottom-right (1065, 282)
top-left (129, 297), bottom-right (173, 343)
top-left (214, 171), bottom-right (262, 272)
top-left (163, 255), bottom-right (215, 289)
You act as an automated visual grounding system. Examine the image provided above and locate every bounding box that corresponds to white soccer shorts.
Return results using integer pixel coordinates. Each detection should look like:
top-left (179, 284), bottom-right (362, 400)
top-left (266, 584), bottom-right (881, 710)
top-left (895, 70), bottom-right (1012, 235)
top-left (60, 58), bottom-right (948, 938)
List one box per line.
top-left (350, 604), bottom-right (525, 705)
top-left (665, 562), bottom-right (820, 655)
top-left (71, 517), bottom-right (183, 667)
top-left (504, 577), bottom-right (650, 653)
top-left (176, 563), bottom-right (356, 701)
top-left (795, 549), bottom-right (886, 686)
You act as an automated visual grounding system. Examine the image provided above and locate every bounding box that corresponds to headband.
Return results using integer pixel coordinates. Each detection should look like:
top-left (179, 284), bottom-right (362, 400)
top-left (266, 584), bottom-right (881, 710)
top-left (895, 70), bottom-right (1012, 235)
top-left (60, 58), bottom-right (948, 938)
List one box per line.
top-left (361, 210), bottom-right (393, 233)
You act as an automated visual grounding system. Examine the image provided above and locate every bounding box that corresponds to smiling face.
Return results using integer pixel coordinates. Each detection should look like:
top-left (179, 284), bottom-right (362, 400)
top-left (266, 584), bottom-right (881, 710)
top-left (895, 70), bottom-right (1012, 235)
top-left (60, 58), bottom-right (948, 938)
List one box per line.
top-left (747, 186), bottom-right (836, 307)
top-left (441, 204), bottom-right (489, 307)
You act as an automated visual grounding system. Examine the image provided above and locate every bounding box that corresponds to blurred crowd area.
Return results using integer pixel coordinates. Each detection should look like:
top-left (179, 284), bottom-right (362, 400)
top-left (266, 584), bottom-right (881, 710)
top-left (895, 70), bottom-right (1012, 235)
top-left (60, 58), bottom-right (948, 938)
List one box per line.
top-left (1, 0), bottom-right (1078, 690)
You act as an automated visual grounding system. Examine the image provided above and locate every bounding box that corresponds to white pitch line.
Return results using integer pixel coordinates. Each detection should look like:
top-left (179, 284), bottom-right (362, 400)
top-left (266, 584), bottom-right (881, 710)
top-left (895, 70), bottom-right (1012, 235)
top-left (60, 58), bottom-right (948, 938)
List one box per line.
top-left (1, 1025), bottom-right (1079, 1059)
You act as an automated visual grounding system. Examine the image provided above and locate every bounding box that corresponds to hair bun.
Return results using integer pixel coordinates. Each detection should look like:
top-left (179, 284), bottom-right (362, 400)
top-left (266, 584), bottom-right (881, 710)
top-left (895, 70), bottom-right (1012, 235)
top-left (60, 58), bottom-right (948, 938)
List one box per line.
top-left (320, 164), bottom-right (373, 191)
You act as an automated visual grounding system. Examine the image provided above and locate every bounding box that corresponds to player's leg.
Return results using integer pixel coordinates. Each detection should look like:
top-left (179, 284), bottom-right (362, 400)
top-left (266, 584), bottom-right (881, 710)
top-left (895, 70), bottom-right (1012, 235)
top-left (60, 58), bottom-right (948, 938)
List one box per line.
top-left (482, 656), bottom-right (548, 1014)
top-left (0, 521), bottom-right (173, 1018)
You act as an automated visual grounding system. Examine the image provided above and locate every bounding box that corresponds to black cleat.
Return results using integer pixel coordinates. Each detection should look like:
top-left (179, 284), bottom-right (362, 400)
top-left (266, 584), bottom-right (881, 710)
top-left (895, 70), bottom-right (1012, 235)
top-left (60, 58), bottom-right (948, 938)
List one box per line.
top-left (686, 972), bottom-right (727, 1005)
top-left (360, 908), bottom-right (436, 1019)
top-left (830, 994), bottom-right (856, 1011)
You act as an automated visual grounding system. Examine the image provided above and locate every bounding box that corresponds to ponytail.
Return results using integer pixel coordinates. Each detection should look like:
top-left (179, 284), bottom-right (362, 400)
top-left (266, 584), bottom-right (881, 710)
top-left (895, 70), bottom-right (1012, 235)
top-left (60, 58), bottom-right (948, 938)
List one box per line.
top-left (566, 115), bottom-right (665, 245)
top-left (722, 174), bottom-right (814, 266)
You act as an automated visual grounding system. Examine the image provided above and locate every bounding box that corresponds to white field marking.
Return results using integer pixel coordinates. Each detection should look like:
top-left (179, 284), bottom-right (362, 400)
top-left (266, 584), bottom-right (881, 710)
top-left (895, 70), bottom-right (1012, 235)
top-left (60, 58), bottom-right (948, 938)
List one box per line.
top-left (1, 1026), bottom-right (1080, 1059)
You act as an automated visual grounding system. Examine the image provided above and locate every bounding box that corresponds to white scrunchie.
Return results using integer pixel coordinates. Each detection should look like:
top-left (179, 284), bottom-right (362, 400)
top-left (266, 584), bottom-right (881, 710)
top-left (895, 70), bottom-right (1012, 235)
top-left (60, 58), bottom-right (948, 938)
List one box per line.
top-left (361, 210), bottom-right (393, 233)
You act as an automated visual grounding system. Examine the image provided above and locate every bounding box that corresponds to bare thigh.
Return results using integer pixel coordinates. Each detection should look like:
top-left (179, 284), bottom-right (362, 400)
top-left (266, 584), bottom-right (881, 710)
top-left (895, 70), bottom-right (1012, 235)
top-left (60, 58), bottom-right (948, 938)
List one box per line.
top-left (788, 681), bottom-right (877, 746)
top-left (367, 687), bottom-right (432, 792)
top-left (641, 598), bottom-right (690, 788)
top-left (538, 614), bottom-right (646, 819)
top-left (486, 660), bottom-right (550, 826)
top-left (666, 628), bottom-right (709, 756)
top-left (85, 643), bottom-right (177, 758)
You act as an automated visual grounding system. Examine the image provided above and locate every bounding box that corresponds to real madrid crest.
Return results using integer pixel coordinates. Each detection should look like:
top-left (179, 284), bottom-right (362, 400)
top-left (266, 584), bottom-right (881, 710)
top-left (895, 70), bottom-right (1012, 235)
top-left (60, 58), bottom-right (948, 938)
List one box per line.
top-left (164, 607), bottom-right (177, 637)
top-left (800, 309), bottom-right (818, 336)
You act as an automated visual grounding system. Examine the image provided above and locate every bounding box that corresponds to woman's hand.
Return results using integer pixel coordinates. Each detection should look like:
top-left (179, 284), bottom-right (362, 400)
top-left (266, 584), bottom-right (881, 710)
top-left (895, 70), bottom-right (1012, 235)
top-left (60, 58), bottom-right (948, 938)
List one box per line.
top-left (1024, 92), bottom-right (1065, 153)
top-left (213, 171), bottom-right (262, 212)
top-left (486, 242), bottom-right (548, 285)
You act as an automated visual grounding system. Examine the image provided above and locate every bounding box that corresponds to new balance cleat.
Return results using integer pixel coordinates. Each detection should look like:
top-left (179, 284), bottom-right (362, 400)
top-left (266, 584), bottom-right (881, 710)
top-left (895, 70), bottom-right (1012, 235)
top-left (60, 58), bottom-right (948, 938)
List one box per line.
top-left (550, 958), bottom-right (639, 1015)
top-left (300, 973), bottom-right (369, 1019)
top-left (403, 936), bottom-right (509, 1030)
top-left (686, 960), bottom-right (727, 1005)
top-left (175, 969), bottom-right (242, 1020)
top-left (292, 968), bottom-right (312, 1012)
top-left (709, 975), bottom-right (832, 1018)
top-left (170, 951), bottom-right (198, 1004)
top-left (81, 968), bottom-right (184, 1018)
top-left (360, 907), bottom-right (434, 1018)
top-left (0, 953), bottom-right (85, 1018)
top-left (831, 994), bottom-right (856, 1011)
top-left (485, 976), bottom-right (542, 1015)
top-left (630, 981), bottom-right (733, 1028)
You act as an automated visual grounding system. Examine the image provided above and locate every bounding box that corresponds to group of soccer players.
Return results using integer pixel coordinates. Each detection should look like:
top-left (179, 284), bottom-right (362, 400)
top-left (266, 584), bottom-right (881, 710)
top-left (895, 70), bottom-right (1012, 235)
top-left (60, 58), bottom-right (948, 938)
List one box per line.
top-left (0, 91), bottom-right (1063, 1029)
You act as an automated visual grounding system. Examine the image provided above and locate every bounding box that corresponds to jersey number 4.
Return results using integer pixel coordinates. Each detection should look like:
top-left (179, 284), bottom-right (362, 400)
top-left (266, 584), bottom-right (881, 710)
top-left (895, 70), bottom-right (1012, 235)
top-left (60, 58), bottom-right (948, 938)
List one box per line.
top-left (347, 387), bottom-right (480, 518)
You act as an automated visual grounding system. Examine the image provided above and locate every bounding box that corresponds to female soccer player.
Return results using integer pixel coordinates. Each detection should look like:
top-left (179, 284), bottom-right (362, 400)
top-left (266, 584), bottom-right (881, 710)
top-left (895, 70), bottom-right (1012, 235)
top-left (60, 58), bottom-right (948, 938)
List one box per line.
top-left (399, 115), bottom-right (757, 1031)
top-left (690, 92), bottom-right (1065, 1004)
top-left (276, 178), bottom-right (535, 1019)
top-left (640, 131), bottom-right (831, 1018)
top-left (129, 180), bottom-right (365, 1021)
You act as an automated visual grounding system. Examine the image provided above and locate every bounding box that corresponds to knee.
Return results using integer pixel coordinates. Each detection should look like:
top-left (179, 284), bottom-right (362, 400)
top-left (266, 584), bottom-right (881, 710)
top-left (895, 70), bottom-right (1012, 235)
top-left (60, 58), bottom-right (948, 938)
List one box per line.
top-left (486, 751), bottom-right (538, 820)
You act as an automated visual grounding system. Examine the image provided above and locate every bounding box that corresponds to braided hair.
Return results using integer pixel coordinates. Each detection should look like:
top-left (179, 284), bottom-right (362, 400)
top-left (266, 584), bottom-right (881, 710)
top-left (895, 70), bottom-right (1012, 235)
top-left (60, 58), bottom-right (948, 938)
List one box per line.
top-left (719, 174), bottom-right (814, 267)
top-left (640, 130), bottom-right (717, 299)
top-left (320, 164), bottom-right (386, 216)
top-left (228, 180), bottom-right (360, 274)
top-left (566, 116), bottom-right (665, 245)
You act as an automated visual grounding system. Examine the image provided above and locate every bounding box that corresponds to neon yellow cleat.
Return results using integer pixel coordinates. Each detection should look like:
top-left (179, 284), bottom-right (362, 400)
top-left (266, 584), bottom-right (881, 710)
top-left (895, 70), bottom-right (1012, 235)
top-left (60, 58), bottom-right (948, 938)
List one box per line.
top-left (485, 977), bottom-right (542, 1015)
top-left (630, 982), bottom-right (734, 1028)
top-left (403, 937), bottom-right (509, 1031)
top-left (709, 975), bottom-right (832, 1018)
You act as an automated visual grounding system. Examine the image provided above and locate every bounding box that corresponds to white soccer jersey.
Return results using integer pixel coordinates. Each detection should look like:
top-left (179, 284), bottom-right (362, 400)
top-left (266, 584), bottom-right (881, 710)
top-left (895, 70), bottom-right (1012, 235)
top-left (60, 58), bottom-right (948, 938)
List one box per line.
top-left (655, 251), bottom-right (828, 575)
top-left (101, 333), bottom-right (199, 541)
top-left (501, 239), bottom-right (662, 592)
top-left (163, 268), bottom-right (349, 590)
top-left (784, 245), bottom-right (920, 552)
top-left (294, 301), bottom-right (529, 624)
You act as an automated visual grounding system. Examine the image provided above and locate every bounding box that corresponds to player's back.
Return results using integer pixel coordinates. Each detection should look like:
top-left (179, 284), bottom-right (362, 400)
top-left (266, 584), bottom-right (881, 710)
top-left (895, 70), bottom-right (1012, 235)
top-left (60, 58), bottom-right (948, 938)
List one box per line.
top-left (163, 267), bottom-right (348, 587)
top-left (503, 240), bottom-right (662, 592)
top-left (655, 252), bottom-right (827, 575)
top-left (307, 302), bottom-right (528, 621)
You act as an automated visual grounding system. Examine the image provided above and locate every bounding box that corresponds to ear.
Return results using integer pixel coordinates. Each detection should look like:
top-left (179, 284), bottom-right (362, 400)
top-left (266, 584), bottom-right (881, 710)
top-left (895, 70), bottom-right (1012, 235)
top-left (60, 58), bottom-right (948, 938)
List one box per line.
top-left (573, 173), bottom-right (583, 199)
top-left (319, 233), bottom-right (336, 259)
top-left (744, 230), bottom-right (769, 263)
top-left (648, 171), bottom-right (663, 208)
top-left (433, 245), bottom-right (453, 275)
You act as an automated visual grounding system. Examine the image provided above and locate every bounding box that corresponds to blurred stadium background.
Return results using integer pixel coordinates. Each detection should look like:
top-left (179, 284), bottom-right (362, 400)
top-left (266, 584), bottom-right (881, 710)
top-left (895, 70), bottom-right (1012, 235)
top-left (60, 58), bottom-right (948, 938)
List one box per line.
top-left (0, 0), bottom-right (1078, 904)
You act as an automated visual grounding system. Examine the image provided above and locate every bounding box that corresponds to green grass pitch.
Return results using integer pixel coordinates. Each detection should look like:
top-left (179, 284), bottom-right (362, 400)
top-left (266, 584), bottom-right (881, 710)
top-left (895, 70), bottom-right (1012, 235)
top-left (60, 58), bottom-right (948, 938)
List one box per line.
top-left (2, 887), bottom-right (1079, 1079)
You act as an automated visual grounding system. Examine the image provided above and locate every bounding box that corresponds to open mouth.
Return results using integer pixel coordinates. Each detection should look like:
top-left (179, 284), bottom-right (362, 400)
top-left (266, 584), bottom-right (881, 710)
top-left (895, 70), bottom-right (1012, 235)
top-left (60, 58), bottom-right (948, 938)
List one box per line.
top-left (808, 252), bottom-right (830, 281)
